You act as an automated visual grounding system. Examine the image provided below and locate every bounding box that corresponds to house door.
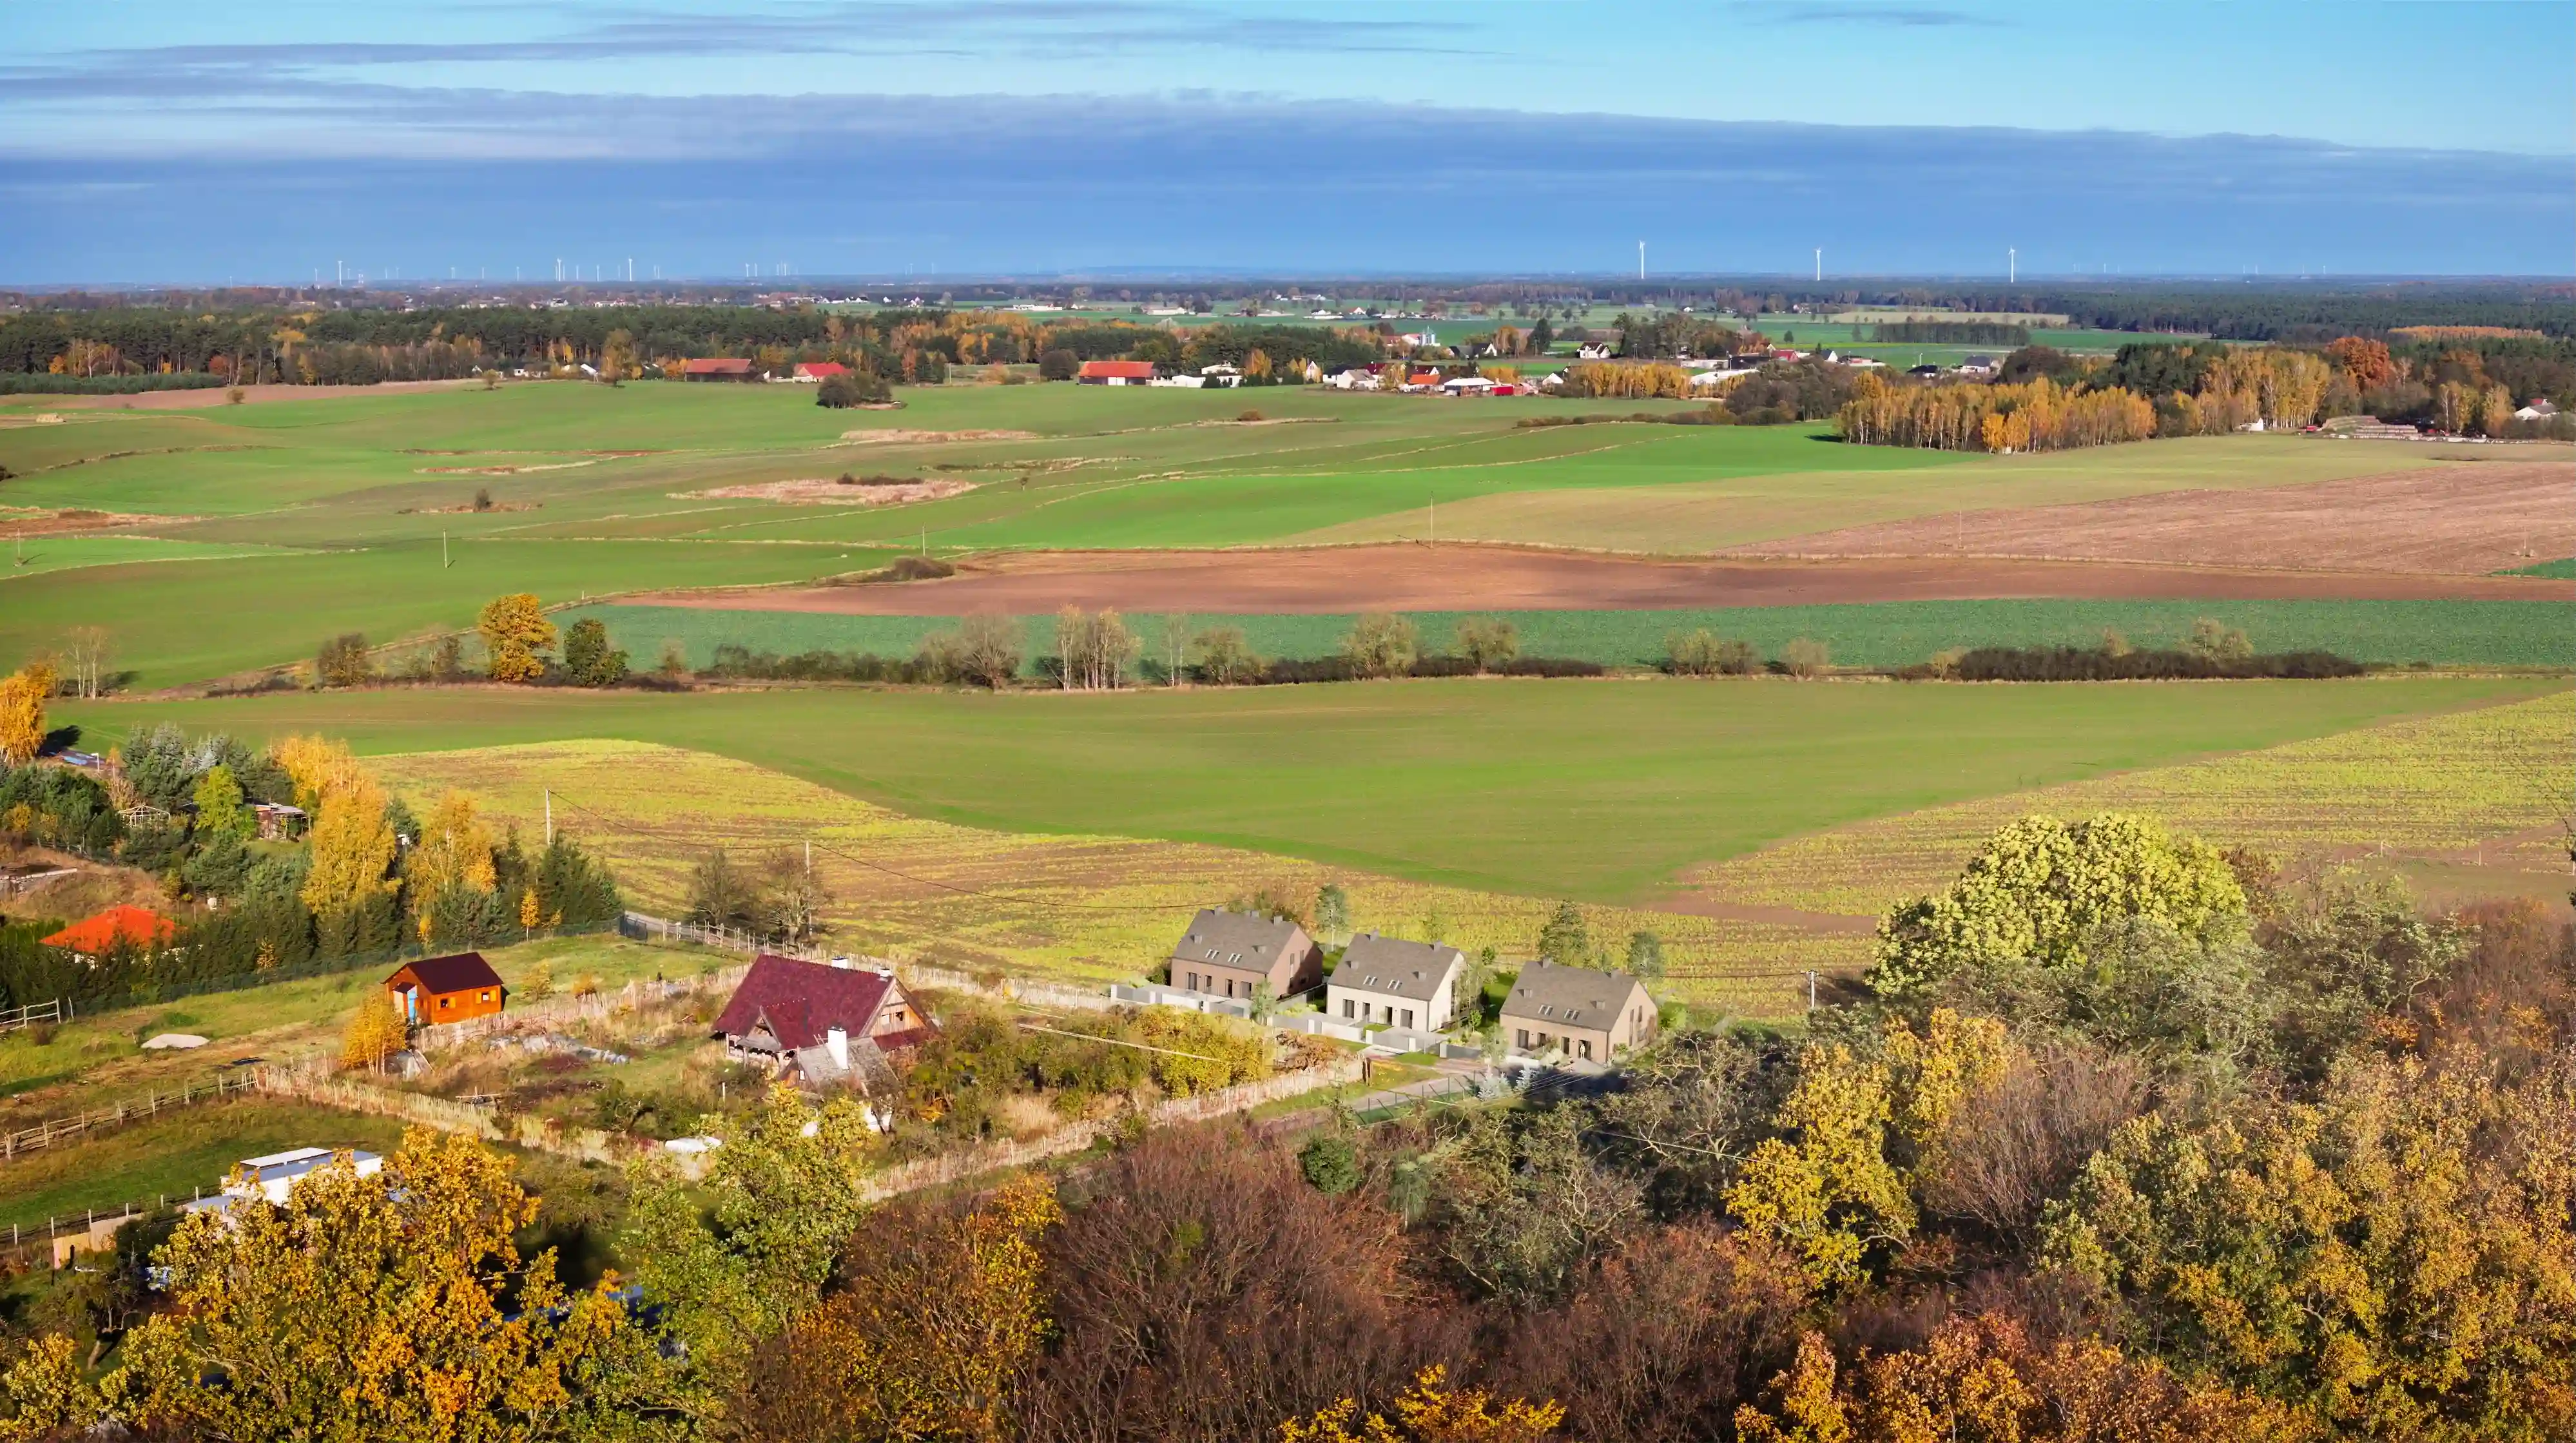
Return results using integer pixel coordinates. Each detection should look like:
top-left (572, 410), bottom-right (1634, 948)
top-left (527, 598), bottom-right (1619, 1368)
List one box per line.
top-left (398, 986), bottom-right (419, 1023)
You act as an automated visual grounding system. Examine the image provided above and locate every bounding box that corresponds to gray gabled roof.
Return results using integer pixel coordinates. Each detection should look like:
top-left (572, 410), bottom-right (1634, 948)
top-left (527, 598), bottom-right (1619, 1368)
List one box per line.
top-left (1498, 958), bottom-right (1649, 1033)
top-left (1328, 933), bottom-right (1464, 1003)
top-left (1171, 908), bottom-right (1309, 969)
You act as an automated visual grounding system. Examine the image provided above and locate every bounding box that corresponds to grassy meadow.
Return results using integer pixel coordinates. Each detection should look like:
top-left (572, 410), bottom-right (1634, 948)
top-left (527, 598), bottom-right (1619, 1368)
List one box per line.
top-left (63, 674), bottom-right (2555, 904)
top-left (0, 380), bottom-right (2471, 687)
top-left (578, 597), bottom-right (2576, 672)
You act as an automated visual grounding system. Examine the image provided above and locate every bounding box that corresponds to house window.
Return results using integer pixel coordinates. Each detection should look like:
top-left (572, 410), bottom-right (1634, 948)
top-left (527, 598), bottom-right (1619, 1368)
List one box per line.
top-left (479, 991), bottom-right (492, 1002)
top-left (439, 996), bottom-right (451, 1009)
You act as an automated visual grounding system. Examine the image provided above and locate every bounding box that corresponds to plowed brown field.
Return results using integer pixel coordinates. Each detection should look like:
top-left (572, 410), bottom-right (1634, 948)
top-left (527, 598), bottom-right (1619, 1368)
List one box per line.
top-left (1721, 460), bottom-right (2573, 575)
top-left (637, 543), bottom-right (2569, 616)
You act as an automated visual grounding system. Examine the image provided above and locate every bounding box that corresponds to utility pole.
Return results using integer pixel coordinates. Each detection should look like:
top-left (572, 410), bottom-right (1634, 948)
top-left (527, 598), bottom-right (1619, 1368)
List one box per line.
top-left (1805, 970), bottom-right (1819, 1011)
top-left (441, 531), bottom-right (450, 568)
top-left (1428, 494), bottom-right (1435, 547)
top-left (1814, 249), bottom-right (1821, 283)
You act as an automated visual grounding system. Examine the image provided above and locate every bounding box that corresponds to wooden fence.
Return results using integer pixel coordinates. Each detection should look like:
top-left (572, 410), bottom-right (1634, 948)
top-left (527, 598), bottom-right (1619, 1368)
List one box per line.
top-left (1, 1070), bottom-right (258, 1162)
top-left (856, 1056), bottom-right (1363, 1202)
top-left (0, 998), bottom-right (63, 1036)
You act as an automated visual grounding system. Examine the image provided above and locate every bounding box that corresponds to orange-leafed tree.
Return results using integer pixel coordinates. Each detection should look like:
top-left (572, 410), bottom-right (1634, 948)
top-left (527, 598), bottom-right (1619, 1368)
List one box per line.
top-left (0, 660), bottom-right (57, 765)
top-left (476, 592), bottom-right (555, 682)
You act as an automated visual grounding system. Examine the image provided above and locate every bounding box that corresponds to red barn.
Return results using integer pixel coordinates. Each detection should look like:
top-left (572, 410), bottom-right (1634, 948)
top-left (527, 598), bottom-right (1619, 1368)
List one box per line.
top-left (682, 358), bottom-right (760, 382)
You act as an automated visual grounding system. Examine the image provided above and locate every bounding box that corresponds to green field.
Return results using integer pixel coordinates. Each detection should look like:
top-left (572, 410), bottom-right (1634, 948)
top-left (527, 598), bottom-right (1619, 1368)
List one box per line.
top-left (2505, 558), bottom-right (2576, 579)
top-left (577, 597), bottom-right (2576, 672)
top-left (63, 675), bottom-right (2554, 902)
top-left (0, 382), bottom-right (2468, 687)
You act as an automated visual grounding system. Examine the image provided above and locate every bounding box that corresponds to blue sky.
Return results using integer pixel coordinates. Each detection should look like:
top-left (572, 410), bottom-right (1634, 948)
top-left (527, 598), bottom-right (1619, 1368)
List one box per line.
top-left (3, 1), bottom-right (2570, 281)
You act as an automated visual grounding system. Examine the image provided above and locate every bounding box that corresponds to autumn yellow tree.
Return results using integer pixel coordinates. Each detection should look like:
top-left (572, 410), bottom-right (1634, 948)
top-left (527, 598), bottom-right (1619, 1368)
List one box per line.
top-left (109, 1128), bottom-right (668, 1440)
top-left (407, 789), bottom-right (499, 903)
top-left (1281, 1366), bottom-right (1567, 1443)
top-left (0, 661), bottom-right (56, 765)
top-left (340, 988), bottom-right (410, 1069)
top-left (300, 771), bottom-right (400, 920)
top-left (478, 593), bottom-right (556, 682)
top-left (1725, 1011), bottom-right (2008, 1284)
top-left (0, 1334), bottom-right (102, 1440)
top-left (271, 733), bottom-right (368, 810)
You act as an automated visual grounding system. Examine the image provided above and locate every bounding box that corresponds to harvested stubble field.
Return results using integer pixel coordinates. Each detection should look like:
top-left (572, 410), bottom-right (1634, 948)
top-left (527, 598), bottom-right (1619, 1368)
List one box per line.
top-left (370, 739), bottom-right (1866, 1014)
top-left (1689, 689), bottom-right (2575, 920)
top-left (1726, 460), bottom-right (2576, 576)
top-left (1286, 436), bottom-right (2463, 554)
top-left (642, 545), bottom-right (2568, 616)
top-left (579, 596), bottom-right (2576, 670)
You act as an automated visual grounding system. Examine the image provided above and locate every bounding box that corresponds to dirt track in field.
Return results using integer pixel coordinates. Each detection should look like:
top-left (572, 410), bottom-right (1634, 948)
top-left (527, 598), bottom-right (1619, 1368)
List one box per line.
top-left (634, 545), bottom-right (2572, 617)
top-left (1721, 461), bottom-right (2575, 575)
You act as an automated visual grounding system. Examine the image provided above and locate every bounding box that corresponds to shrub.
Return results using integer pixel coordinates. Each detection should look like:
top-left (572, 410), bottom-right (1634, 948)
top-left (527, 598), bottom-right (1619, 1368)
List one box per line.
top-left (2185, 617), bottom-right (2254, 663)
top-left (1779, 637), bottom-right (1831, 680)
top-left (315, 633), bottom-right (373, 689)
top-left (1665, 629), bottom-right (1758, 677)
top-left (1341, 614), bottom-right (1419, 679)
top-left (1038, 349), bottom-right (1080, 381)
top-left (561, 617), bottom-right (628, 687)
top-left (815, 374), bottom-right (862, 408)
top-left (1190, 626), bottom-right (1262, 684)
top-left (1453, 615), bottom-right (1520, 673)
top-left (1942, 646), bottom-right (2362, 682)
top-left (1298, 1135), bottom-right (1362, 1195)
top-left (918, 614), bottom-right (1023, 688)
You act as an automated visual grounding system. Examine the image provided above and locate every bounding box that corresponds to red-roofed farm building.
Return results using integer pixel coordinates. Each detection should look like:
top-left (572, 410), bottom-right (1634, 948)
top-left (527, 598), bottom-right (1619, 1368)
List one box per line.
top-left (712, 953), bottom-right (935, 1085)
top-left (1076, 360), bottom-right (1156, 385)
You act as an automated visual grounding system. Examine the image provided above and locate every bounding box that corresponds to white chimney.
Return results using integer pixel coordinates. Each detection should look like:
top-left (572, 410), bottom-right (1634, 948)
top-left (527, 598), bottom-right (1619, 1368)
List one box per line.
top-left (828, 956), bottom-right (854, 969)
top-left (825, 1026), bottom-right (850, 1072)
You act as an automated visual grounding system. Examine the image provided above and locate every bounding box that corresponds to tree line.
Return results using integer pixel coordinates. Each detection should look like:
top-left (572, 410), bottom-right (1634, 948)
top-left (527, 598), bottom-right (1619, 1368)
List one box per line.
top-left (0, 712), bottom-right (619, 1012)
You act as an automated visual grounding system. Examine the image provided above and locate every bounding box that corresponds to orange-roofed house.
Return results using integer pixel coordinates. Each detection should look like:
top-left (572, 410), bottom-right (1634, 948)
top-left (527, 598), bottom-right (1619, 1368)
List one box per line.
top-left (42, 906), bottom-right (179, 965)
top-left (1076, 360), bottom-right (1157, 385)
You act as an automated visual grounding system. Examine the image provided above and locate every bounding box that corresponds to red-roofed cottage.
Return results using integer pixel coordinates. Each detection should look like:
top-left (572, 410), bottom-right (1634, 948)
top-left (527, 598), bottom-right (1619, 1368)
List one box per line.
top-left (385, 951), bottom-right (508, 1025)
top-left (42, 906), bottom-right (178, 965)
top-left (682, 358), bottom-right (760, 382)
top-left (712, 953), bottom-right (933, 1084)
top-left (791, 362), bottom-right (849, 382)
top-left (1076, 360), bottom-right (1157, 386)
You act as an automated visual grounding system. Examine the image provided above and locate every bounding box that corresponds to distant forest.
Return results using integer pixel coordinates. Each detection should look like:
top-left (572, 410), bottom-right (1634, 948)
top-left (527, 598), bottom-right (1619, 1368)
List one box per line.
top-left (0, 306), bottom-right (1382, 389)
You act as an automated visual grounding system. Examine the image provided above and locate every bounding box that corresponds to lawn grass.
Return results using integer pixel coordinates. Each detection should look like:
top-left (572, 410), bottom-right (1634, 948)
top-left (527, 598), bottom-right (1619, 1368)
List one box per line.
top-left (0, 381), bottom-right (2481, 686)
top-left (62, 675), bottom-right (2555, 905)
top-left (0, 1096), bottom-right (411, 1232)
top-left (575, 597), bottom-right (2576, 672)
